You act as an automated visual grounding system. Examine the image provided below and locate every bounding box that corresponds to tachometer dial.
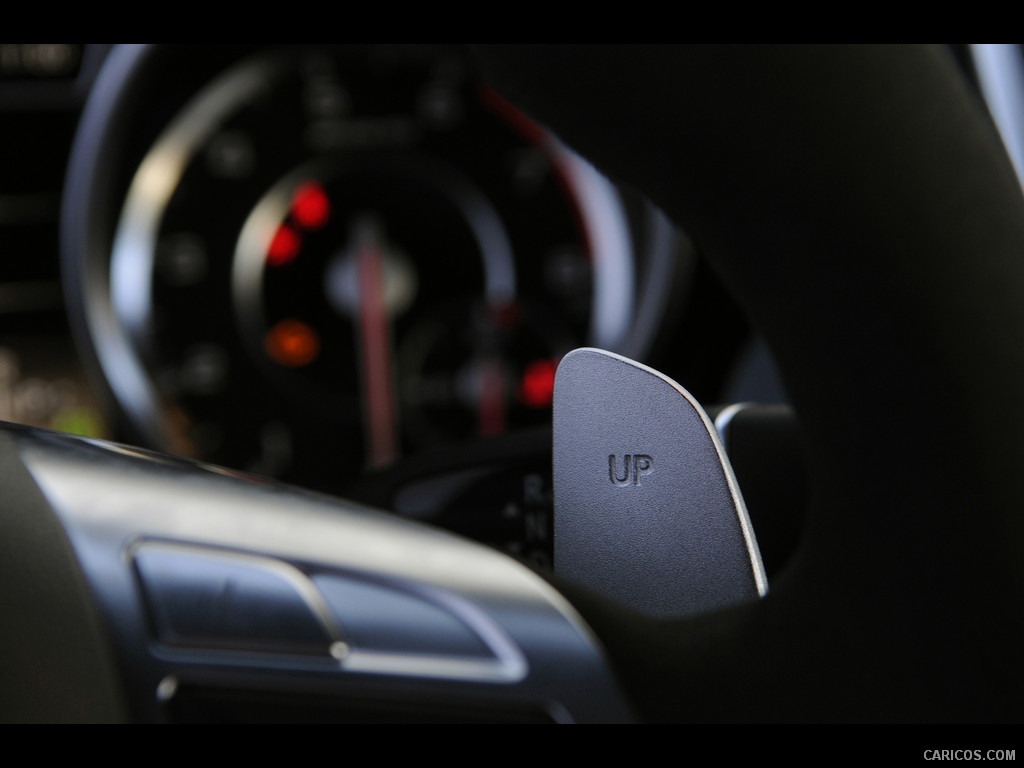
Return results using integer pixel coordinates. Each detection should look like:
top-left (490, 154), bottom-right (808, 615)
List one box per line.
top-left (71, 45), bottom-right (684, 497)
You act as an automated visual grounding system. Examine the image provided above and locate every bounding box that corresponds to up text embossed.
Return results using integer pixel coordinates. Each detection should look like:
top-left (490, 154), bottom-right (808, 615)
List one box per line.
top-left (608, 454), bottom-right (653, 486)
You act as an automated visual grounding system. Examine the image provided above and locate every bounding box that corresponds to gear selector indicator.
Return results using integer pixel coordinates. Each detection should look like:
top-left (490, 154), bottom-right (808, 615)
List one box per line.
top-left (553, 348), bottom-right (767, 618)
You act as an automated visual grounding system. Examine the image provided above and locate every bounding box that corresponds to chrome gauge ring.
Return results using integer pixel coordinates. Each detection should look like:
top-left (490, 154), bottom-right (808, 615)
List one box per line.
top-left (63, 45), bottom-right (688, 502)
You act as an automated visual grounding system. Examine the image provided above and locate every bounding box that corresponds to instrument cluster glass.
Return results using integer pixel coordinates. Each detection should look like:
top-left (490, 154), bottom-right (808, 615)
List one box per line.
top-left (79, 45), bottom-right (685, 506)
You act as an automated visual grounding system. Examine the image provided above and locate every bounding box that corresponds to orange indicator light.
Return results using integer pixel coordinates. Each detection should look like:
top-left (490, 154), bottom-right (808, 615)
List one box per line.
top-left (265, 319), bottom-right (320, 367)
top-left (291, 181), bottom-right (330, 230)
top-left (267, 224), bottom-right (300, 267)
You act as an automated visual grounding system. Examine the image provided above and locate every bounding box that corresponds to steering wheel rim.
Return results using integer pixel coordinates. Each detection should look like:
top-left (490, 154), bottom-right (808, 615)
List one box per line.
top-left (478, 44), bottom-right (1024, 721)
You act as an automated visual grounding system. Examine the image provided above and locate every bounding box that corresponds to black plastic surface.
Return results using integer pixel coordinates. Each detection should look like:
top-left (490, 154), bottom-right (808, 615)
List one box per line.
top-left (481, 44), bottom-right (1024, 722)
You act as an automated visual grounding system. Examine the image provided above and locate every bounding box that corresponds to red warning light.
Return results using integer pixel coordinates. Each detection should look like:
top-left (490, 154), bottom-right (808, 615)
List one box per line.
top-left (291, 181), bottom-right (330, 231)
top-left (517, 358), bottom-right (557, 408)
top-left (264, 319), bottom-right (320, 367)
top-left (267, 224), bottom-right (300, 267)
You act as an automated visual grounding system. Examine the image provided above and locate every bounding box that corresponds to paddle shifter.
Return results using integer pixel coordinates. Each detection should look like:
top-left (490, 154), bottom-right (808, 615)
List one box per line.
top-left (553, 348), bottom-right (768, 618)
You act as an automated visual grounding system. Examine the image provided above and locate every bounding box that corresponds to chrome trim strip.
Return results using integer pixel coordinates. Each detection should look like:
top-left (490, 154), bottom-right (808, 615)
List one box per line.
top-left (970, 44), bottom-right (1024, 185)
top-left (714, 402), bottom-right (754, 449)
top-left (552, 149), bottom-right (635, 352)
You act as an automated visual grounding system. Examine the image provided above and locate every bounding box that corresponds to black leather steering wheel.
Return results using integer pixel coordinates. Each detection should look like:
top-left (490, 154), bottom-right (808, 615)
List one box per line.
top-left (2, 44), bottom-right (1022, 723)
top-left (478, 44), bottom-right (1024, 721)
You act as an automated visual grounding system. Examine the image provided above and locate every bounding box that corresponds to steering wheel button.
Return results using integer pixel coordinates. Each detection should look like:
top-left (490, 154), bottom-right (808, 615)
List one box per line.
top-left (553, 348), bottom-right (767, 618)
top-left (133, 544), bottom-right (335, 656)
top-left (312, 575), bottom-right (495, 659)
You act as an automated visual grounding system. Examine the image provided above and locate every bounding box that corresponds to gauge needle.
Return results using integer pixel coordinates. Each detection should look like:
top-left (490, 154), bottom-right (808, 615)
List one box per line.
top-left (477, 357), bottom-right (506, 437)
top-left (477, 303), bottom-right (520, 436)
top-left (354, 217), bottom-right (398, 468)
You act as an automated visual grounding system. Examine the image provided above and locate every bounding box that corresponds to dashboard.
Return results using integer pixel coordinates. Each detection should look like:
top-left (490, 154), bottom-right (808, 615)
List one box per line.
top-left (2, 44), bottom-right (768, 565)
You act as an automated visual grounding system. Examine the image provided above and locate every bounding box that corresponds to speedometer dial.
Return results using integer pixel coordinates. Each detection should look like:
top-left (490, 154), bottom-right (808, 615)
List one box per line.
top-left (70, 45), bottom-right (684, 498)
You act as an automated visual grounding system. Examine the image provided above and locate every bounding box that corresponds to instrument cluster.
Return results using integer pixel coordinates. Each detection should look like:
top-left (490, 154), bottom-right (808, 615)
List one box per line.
top-left (61, 45), bottom-right (692, 560)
